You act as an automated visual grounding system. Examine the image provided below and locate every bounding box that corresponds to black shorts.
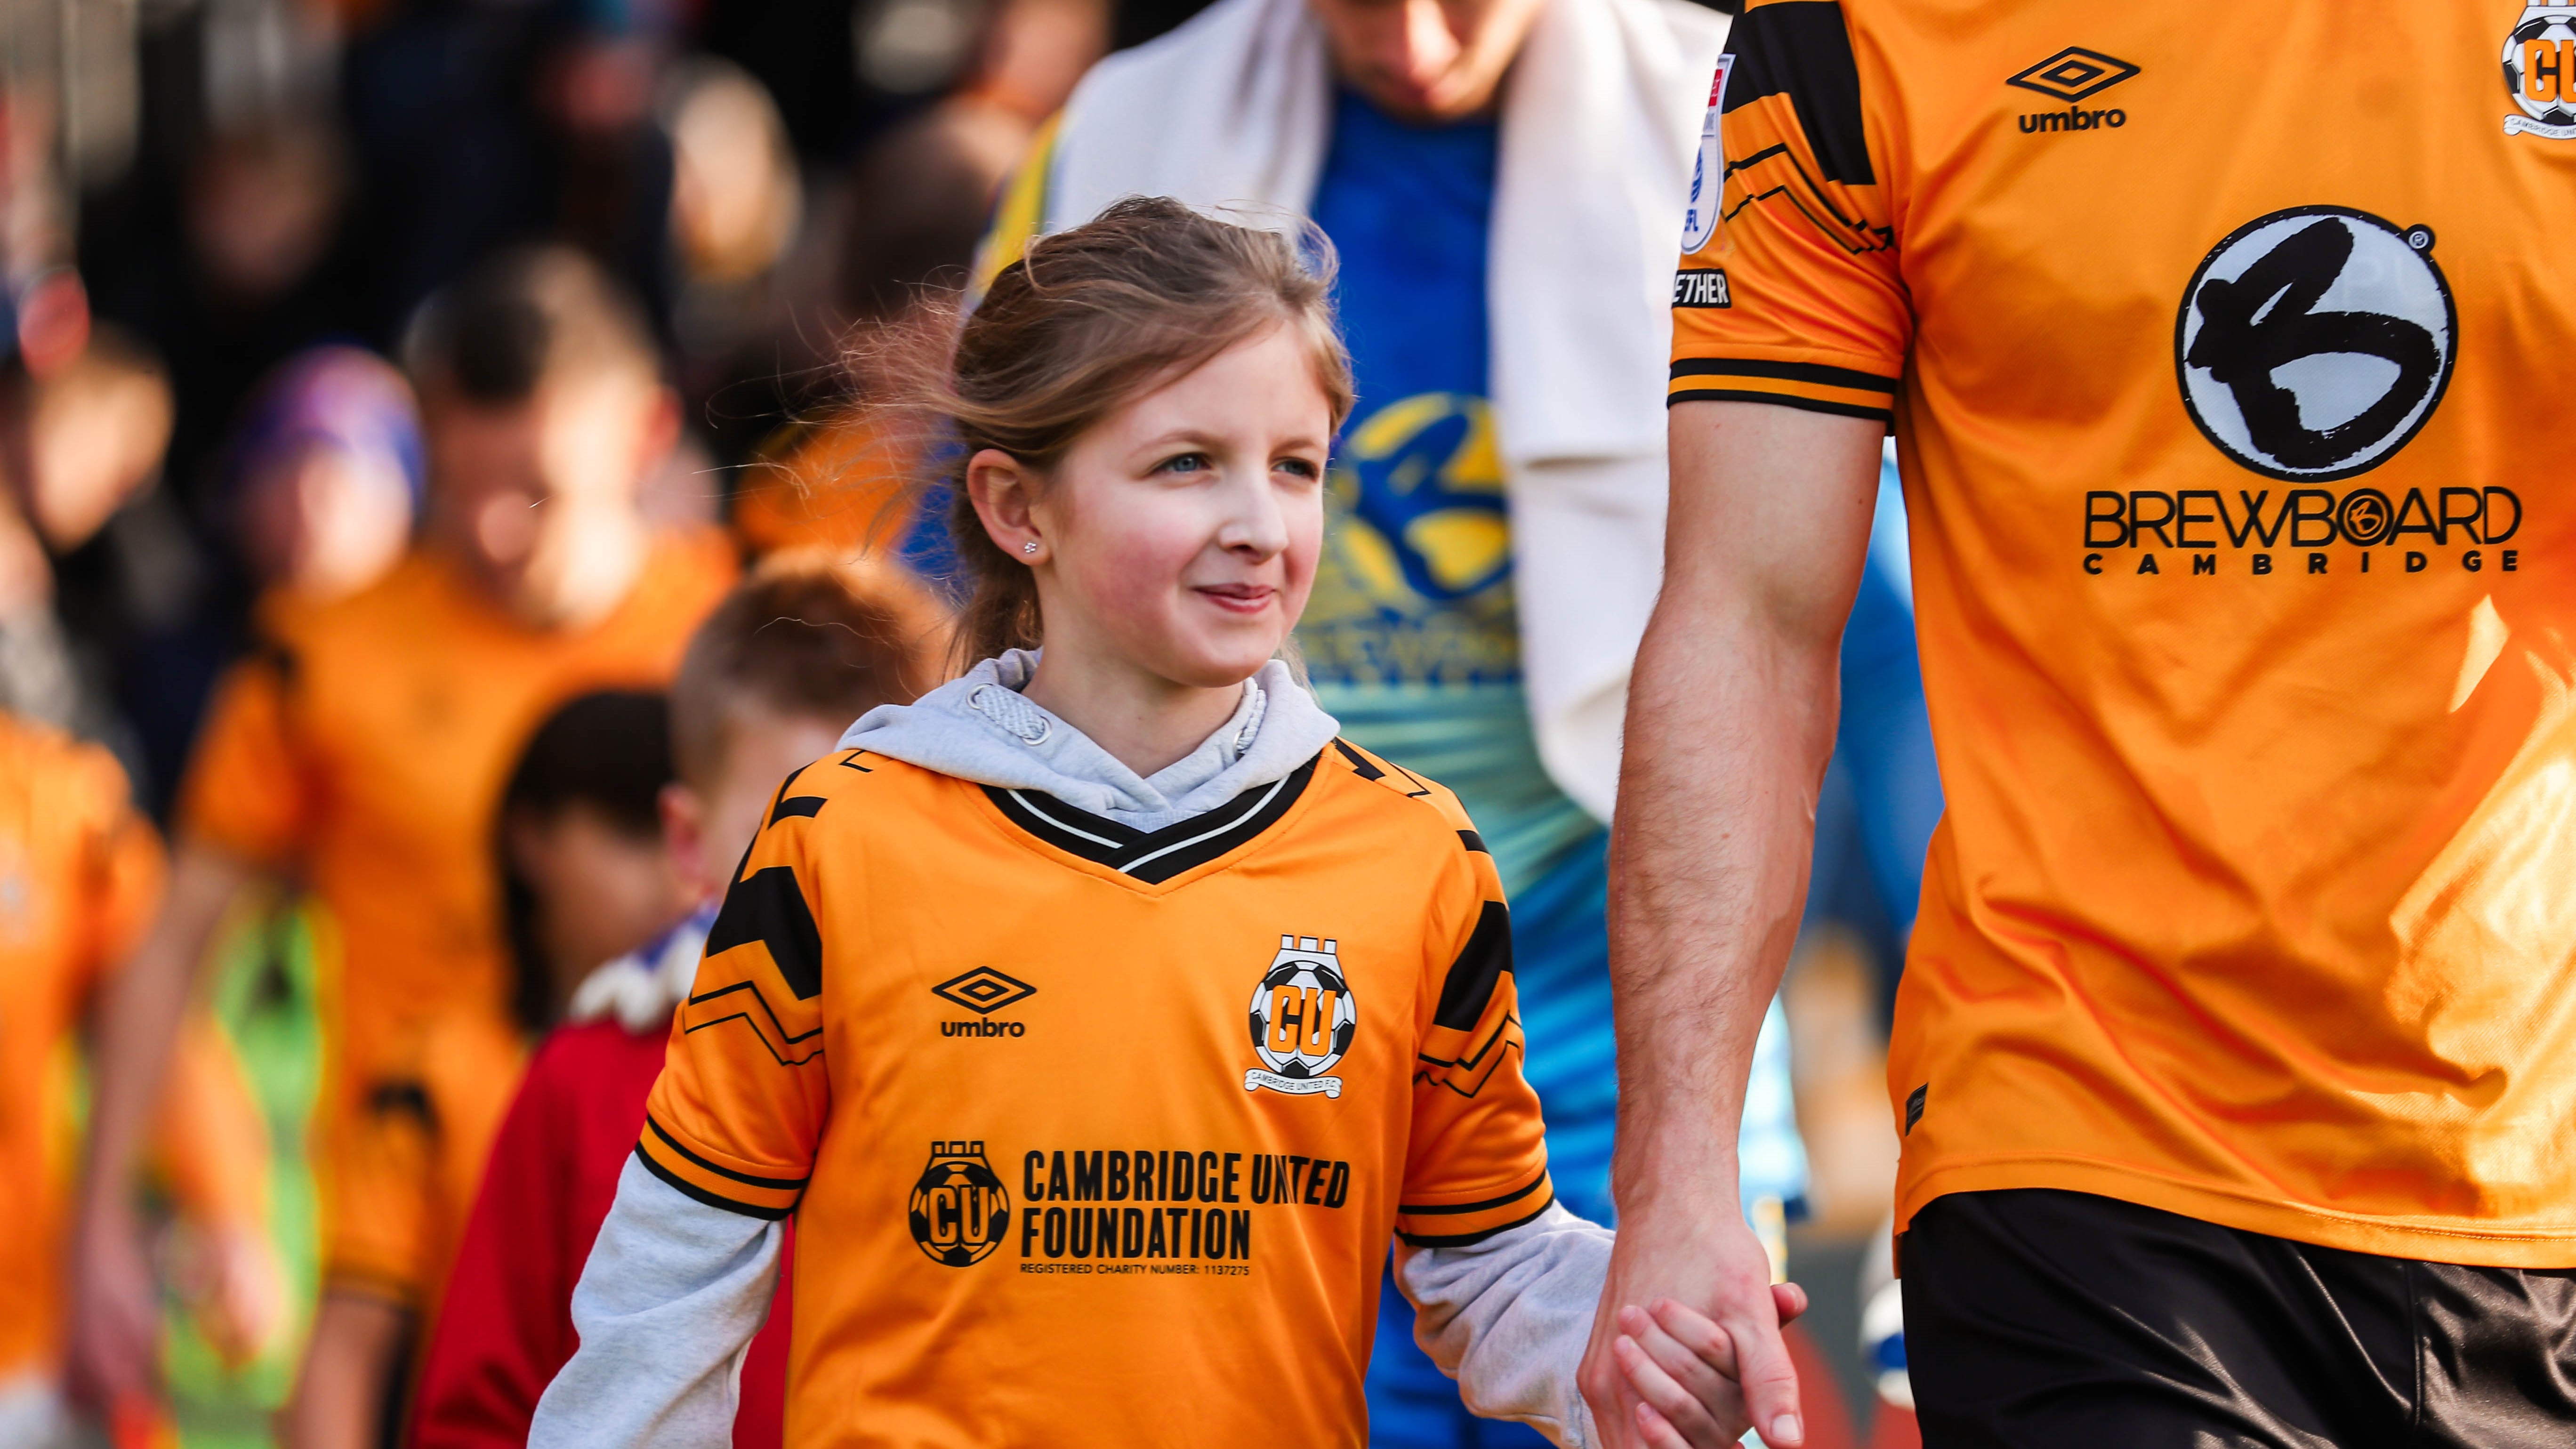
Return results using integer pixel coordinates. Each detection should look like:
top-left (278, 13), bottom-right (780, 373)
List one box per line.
top-left (1900, 1188), bottom-right (2576, 1448)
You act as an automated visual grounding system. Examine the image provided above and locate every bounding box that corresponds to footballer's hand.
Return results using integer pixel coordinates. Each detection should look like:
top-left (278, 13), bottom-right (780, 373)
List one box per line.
top-left (1579, 1206), bottom-right (1803, 1449)
top-left (65, 1202), bottom-right (164, 1415)
top-left (1612, 1291), bottom-right (1809, 1448)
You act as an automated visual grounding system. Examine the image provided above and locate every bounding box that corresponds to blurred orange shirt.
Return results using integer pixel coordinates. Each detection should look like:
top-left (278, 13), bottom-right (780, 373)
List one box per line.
top-left (178, 528), bottom-right (735, 1301)
top-left (0, 712), bottom-right (164, 1378)
top-left (731, 413), bottom-right (916, 561)
top-left (1677, 0), bottom-right (2576, 1265)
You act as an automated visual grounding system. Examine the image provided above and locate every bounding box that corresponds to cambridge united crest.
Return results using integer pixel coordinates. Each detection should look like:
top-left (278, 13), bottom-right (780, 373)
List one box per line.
top-left (907, 1140), bottom-right (1011, 1266)
top-left (1245, 935), bottom-right (1357, 1099)
top-left (2503, 4), bottom-right (2576, 137)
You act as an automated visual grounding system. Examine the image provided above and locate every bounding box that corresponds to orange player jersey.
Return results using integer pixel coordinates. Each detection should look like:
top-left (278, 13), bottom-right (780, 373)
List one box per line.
top-left (1675, 0), bottom-right (2576, 1265)
top-left (0, 713), bottom-right (164, 1377)
top-left (640, 741), bottom-right (1554, 1448)
top-left (179, 528), bottom-right (735, 1295)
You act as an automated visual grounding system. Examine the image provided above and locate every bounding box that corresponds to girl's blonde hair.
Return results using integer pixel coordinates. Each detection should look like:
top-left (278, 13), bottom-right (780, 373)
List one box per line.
top-left (865, 196), bottom-right (1355, 669)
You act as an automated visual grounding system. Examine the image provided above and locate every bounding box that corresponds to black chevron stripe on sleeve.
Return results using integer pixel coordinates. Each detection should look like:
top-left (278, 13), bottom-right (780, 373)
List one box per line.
top-left (704, 866), bottom-right (824, 999)
top-left (1433, 901), bottom-right (1513, 1032)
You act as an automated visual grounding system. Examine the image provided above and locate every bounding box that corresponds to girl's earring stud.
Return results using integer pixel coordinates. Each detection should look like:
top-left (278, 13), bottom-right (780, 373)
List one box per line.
top-left (1022, 541), bottom-right (1040, 555)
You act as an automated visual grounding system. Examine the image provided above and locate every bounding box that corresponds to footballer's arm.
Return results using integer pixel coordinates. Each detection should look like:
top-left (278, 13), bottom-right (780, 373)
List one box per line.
top-left (1577, 401), bottom-right (1885, 1449)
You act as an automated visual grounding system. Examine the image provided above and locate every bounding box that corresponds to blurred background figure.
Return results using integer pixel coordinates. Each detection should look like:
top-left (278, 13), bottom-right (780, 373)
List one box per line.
top-left (411, 555), bottom-right (942, 1449)
top-left (63, 248), bottom-right (733, 1449)
top-left (225, 348), bottom-right (424, 608)
top-left (0, 712), bottom-right (163, 1449)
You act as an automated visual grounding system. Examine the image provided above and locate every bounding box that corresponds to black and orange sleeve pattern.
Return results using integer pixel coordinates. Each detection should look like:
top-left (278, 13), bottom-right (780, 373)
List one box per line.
top-left (1670, 0), bottom-right (1908, 424)
top-left (1396, 789), bottom-right (1554, 1248)
top-left (639, 765), bottom-right (838, 1219)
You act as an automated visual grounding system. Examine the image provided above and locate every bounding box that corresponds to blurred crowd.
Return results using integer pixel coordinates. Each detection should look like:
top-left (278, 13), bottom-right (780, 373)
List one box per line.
top-left (15, 0), bottom-right (1106, 805)
top-left (2, 0), bottom-right (1103, 1441)
top-left (0, 0), bottom-right (1947, 1441)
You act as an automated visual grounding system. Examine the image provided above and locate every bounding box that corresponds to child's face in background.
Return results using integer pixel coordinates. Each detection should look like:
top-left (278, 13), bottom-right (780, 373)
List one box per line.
top-left (994, 325), bottom-right (1333, 693)
top-left (507, 802), bottom-right (689, 1003)
top-left (663, 706), bottom-right (849, 902)
top-left (236, 440), bottom-right (417, 600)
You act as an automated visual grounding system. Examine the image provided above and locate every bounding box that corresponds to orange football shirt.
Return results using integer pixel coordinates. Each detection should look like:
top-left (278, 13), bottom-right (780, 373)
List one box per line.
top-left (1676, 0), bottom-right (2576, 1265)
top-left (180, 528), bottom-right (735, 1299)
top-left (0, 712), bottom-right (164, 1377)
top-left (641, 741), bottom-right (1554, 1448)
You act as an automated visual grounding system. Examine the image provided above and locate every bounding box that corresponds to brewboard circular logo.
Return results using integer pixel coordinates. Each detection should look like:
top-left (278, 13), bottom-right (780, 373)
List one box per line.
top-left (2176, 206), bottom-right (2454, 483)
top-left (1244, 934), bottom-right (1357, 1099)
top-left (2504, 5), bottom-right (2576, 137)
top-left (908, 1140), bottom-right (1010, 1267)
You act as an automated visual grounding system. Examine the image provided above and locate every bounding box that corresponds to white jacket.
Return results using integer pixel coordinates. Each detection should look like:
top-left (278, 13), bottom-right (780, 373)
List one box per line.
top-left (1018, 0), bottom-right (1729, 820)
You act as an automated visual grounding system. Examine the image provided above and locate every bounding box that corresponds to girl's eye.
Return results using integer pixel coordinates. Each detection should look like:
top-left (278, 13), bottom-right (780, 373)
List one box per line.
top-left (1156, 452), bottom-right (1210, 475)
top-left (1275, 457), bottom-right (1321, 481)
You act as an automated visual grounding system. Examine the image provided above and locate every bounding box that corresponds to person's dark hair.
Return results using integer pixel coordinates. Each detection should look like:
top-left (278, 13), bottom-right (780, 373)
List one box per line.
top-left (861, 196), bottom-right (1354, 668)
top-left (669, 550), bottom-right (948, 785)
top-left (404, 245), bottom-right (660, 405)
top-left (494, 690), bottom-right (673, 1032)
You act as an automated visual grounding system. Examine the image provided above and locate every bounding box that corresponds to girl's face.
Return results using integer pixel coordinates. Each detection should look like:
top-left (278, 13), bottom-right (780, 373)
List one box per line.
top-left (977, 325), bottom-right (1334, 692)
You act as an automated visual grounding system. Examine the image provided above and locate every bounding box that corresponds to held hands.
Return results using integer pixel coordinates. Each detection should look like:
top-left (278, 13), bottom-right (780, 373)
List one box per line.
top-left (1610, 1287), bottom-right (1810, 1448)
top-left (1578, 1208), bottom-right (1806, 1449)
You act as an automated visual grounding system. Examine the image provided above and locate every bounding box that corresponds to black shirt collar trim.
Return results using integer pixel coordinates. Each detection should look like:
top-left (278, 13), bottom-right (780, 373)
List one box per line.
top-left (983, 752), bottom-right (1322, 884)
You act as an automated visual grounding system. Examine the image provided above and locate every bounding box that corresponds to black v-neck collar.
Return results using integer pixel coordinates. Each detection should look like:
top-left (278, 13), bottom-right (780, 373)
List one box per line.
top-left (983, 752), bottom-right (1321, 884)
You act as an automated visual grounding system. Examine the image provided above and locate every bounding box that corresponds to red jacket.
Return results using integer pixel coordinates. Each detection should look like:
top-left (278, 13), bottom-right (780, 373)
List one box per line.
top-left (411, 1018), bottom-right (792, 1448)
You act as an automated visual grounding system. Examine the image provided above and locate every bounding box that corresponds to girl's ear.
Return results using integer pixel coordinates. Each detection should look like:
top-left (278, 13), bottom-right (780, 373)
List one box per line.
top-left (964, 447), bottom-right (1046, 563)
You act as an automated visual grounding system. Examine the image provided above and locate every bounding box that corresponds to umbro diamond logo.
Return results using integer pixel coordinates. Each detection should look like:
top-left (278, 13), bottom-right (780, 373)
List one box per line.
top-left (2006, 47), bottom-right (2141, 103)
top-left (933, 966), bottom-right (1037, 1016)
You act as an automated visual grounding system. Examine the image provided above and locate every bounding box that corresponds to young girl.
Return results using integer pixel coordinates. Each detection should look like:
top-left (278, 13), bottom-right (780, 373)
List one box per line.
top-left (529, 199), bottom-right (1739, 1449)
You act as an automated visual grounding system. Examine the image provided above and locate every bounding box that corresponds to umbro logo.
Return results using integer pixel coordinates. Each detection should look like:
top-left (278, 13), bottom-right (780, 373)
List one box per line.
top-left (2008, 48), bottom-right (2141, 136)
top-left (933, 966), bottom-right (1037, 1016)
top-left (2006, 47), bottom-right (2140, 103)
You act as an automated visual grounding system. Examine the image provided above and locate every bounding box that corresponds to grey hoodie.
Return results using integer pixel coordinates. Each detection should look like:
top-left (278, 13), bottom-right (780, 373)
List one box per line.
top-left (529, 660), bottom-right (1612, 1448)
top-left (838, 650), bottom-right (1341, 833)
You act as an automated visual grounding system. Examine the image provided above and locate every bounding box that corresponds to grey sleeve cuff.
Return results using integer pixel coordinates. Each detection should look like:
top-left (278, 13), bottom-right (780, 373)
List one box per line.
top-left (1394, 1200), bottom-right (1615, 1449)
top-left (529, 1154), bottom-right (784, 1449)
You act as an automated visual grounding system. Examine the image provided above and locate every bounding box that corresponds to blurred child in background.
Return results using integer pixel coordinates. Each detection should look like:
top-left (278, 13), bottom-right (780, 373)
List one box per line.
top-left (0, 712), bottom-right (162, 1447)
top-left (412, 555), bottom-right (942, 1449)
top-left (226, 348), bottom-right (424, 608)
top-left (64, 246), bottom-right (736, 1446)
top-left (353, 687), bottom-right (691, 1447)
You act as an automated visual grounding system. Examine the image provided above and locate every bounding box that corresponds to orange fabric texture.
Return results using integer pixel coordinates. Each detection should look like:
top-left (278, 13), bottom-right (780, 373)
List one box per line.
top-left (0, 711), bottom-right (165, 1378)
top-left (642, 742), bottom-right (1552, 1446)
top-left (730, 414), bottom-right (915, 561)
top-left (179, 528), bottom-right (736, 1300)
top-left (1675, 0), bottom-right (2576, 1264)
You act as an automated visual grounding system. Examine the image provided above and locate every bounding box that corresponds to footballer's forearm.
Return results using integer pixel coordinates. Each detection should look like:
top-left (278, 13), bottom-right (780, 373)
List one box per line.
top-left (1606, 402), bottom-right (1885, 1216)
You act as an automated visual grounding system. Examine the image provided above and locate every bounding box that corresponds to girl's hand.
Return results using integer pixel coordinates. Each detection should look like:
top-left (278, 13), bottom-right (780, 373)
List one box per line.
top-left (1610, 1285), bottom-right (1810, 1448)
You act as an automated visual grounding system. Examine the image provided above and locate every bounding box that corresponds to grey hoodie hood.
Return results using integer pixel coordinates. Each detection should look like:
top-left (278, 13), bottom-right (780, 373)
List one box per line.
top-left (837, 650), bottom-right (1342, 834)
